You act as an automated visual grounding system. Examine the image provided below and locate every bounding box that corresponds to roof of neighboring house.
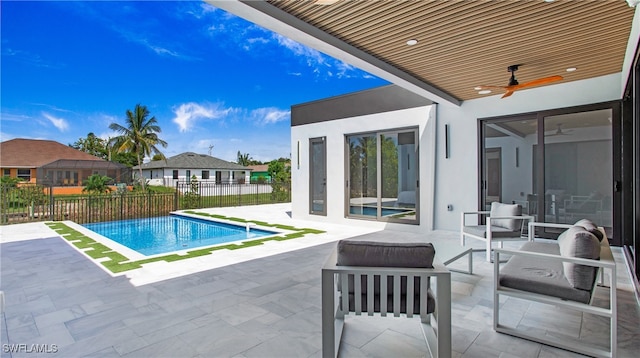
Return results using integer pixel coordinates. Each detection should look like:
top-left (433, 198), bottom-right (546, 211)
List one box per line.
top-left (0, 138), bottom-right (105, 168)
top-left (247, 164), bottom-right (269, 173)
top-left (136, 152), bottom-right (249, 171)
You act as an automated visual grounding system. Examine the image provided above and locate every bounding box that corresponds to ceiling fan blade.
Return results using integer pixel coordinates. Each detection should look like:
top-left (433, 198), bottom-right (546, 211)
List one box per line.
top-left (513, 75), bottom-right (563, 89)
top-left (501, 90), bottom-right (515, 99)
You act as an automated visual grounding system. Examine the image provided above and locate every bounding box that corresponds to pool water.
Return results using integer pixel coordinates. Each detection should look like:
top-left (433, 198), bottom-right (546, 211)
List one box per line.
top-left (349, 206), bottom-right (413, 217)
top-left (82, 215), bottom-right (277, 256)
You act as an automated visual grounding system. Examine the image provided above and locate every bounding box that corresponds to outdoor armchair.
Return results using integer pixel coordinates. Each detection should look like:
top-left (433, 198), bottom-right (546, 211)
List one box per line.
top-left (460, 202), bottom-right (534, 262)
top-left (321, 240), bottom-right (451, 358)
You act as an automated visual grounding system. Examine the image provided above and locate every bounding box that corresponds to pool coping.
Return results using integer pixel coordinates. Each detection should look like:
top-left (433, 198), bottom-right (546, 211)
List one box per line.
top-left (45, 210), bottom-right (326, 275)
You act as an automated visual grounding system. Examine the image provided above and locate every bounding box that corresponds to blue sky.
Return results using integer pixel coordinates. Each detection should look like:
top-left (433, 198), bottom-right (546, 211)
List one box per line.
top-left (1, 1), bottom-right (387, 162)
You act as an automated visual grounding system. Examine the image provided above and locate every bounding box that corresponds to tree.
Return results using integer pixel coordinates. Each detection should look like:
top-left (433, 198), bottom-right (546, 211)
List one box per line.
top-left (268, 159), bottom-right (291, 201)
top-left (237, 151), bottom-right (252, 166)
top-left (109, 104), bottom-right (167, 191)
top-left (83, 174), bottom-right (113, 195)
top-left (151, 153), bottom-right (165, 161)
top-left (70, 133), bottom-right (138, 168)
top-left (70, 133), bottom-right (108, 159)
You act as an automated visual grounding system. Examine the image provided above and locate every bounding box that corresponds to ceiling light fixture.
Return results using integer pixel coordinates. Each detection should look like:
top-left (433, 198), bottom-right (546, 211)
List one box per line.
top-left (406, 39), bottom-right (418, 46)
top-left (479, 90), bottom-right (492, 95)
top-left (474, 86), bottom-right (483, 91)
top-left (566, 67), bottom-right (577, 72)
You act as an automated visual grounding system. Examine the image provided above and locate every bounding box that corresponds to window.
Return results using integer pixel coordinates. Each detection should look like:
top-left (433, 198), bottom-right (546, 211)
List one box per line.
top-left (202, 170), bottom-right (210, 179)
top-left (346, 128), bottom-right (419, 224)
top-left (310, 137), bottom-right (327, 216)
top-left (17, 169), bottom-right (31, 181)
top-left (3, 169), bottom-right (10, 177)
top-left (172, 170), bottom-right (179, 179)
top-left (186, 170), bottom-right (191, 180)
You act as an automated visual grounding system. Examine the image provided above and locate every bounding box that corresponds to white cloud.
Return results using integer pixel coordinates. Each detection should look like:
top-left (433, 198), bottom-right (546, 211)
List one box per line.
top-left (250, 108), bottom-right (291, 125)
top-left (0, 112), bottom-right (31, 122)
top-left (172, 102), bottom-right (236, 132)
top-left (273, 33), bottom-right (325, 65)
top-left (42, 112), bottom-right (69, 132)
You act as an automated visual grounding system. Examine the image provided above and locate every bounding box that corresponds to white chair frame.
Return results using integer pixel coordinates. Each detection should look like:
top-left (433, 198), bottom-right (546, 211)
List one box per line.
top-left (321, 250), bottom-right (452, 358)
top-left (460, 210), bottom-right (534, 262)
top-left (494, 222), bottom-right (617, 358)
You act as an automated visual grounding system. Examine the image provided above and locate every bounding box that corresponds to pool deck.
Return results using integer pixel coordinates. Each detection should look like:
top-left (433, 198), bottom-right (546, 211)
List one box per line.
top-left (1, 203), bottom-right (639, 357)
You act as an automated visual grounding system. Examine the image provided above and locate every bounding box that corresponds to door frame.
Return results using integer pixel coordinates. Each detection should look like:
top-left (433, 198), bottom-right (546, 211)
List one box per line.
top-left (478, 101), bottom-right (621, 244)
top-left (309, 137), bottom-right (327, 216)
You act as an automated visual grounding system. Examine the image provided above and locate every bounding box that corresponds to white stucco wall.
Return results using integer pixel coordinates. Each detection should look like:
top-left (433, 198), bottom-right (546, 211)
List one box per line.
top-left (290, 74), bottom-right (622, 233)
top-left (433, 73), bottom-right (623, 231)
top-left (291, 105), bottom-right (436, 232)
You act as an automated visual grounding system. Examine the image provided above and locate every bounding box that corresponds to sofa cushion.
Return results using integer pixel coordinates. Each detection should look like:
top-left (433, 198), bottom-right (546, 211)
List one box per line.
top-left (499, 241), bottom-right (592, 303)
top-left (574, 219), bottom-right (605, 242)
top-left (336, 240), bottom-right (435, 268)
top-left (557, 226), bottom-right (601, 290)
top-left (490, 202), bottom-right (522, 231)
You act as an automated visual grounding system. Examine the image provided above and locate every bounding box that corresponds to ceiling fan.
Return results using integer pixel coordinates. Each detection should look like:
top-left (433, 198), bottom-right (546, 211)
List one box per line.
top-left (477, 64), bottom-right (563, 99)
top-left (545, 123), bottom-right (573, 136)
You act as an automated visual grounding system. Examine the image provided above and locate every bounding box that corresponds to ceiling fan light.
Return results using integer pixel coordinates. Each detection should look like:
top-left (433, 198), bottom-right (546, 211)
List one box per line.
top-left (478, 90), bottom-right (492, 95)
top-left (406, 39), bottom-right (418, 46)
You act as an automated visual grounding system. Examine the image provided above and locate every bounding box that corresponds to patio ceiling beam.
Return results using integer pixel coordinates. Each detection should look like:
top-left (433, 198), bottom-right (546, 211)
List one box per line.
top-left (208, 0), bottom-right (461, 107)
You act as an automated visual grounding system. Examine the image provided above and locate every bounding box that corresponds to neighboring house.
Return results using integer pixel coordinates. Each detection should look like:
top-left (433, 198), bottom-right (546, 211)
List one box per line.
top-left (246, 163), bottom-right (291, 183)
top-left (0, 138), bottom-right (129, 188)
top-left (135, 152), bottom-right (250, 187)
top-left (246, 164), bottom-right (271, 183)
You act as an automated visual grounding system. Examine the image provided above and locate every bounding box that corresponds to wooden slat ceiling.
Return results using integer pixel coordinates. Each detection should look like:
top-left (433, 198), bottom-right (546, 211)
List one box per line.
top-left (266, 0), bottom-right (635, 101)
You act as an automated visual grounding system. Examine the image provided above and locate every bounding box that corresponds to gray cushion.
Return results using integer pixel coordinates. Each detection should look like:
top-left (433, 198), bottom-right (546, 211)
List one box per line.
top-left (490, 202), bottom-right (522, 231)
top-left (574, 219), bottom-right (604, 242)
top-left (558, 226), bottom-right (601, 290)
top-left (336, 240), bottom-right (435, 268)
top-left (499, 242), bottom-right (592, 303)
top-left (462, 225), bottom-right (521, 239)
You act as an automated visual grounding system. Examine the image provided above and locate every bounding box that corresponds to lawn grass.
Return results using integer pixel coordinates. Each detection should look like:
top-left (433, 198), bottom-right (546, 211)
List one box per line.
top-left (46, 212), bottom-right (325, 273)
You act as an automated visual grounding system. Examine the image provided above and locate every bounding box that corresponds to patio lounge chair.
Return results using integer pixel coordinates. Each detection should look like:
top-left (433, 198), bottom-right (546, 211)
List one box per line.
top-left (493, 219), bottom-right (616, 357)
top-left (460, 202), bottom-right (534, 262)
top-left (321, 240), bottom-right (451, 357)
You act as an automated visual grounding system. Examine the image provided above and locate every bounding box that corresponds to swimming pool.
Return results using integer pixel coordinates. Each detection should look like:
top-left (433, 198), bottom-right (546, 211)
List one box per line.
top-left (82, 215), bottom-right (277, 256)
top-left (349, 206), bottom-right (414, 217)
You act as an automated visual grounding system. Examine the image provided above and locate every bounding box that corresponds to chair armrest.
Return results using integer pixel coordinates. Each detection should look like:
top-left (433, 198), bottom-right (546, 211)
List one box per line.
top-left (527, 221), bottom-right (573, 240)
top-left (461, 211), bottom-right (490, 226)
top-left (488, 215), bottom-right (534, 221)
top-left (462, 211), bottom-right (490, 216)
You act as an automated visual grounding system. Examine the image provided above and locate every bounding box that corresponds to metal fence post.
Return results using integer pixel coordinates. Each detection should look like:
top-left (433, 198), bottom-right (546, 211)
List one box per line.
top-left (49, 184), bottom-right (54, 221)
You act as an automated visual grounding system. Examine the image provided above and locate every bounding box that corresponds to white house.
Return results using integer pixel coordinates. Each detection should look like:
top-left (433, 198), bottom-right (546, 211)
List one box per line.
top-left (134, 152), bottom-right (250, 187)
top-left (214, 1), bottom-right (640, 299)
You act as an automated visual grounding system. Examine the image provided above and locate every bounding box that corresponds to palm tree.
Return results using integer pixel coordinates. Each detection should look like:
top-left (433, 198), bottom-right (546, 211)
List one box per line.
top-left (82, 174), bottom-right (113, 195)
top-left (109, 104), bottom-right (167, 191)
top-left (237, 151), bottom-right (251, 166)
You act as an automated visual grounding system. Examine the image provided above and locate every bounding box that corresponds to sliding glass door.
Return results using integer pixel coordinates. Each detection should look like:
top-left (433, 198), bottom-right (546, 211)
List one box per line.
top-left (347, 133), bottom-right (378, 217)
top-left (346, 128), bottom-right (418, 224)
top-left (543, 110), bottom-right (613, 231)
top-left (480, 104), bottom-right (617, 239)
